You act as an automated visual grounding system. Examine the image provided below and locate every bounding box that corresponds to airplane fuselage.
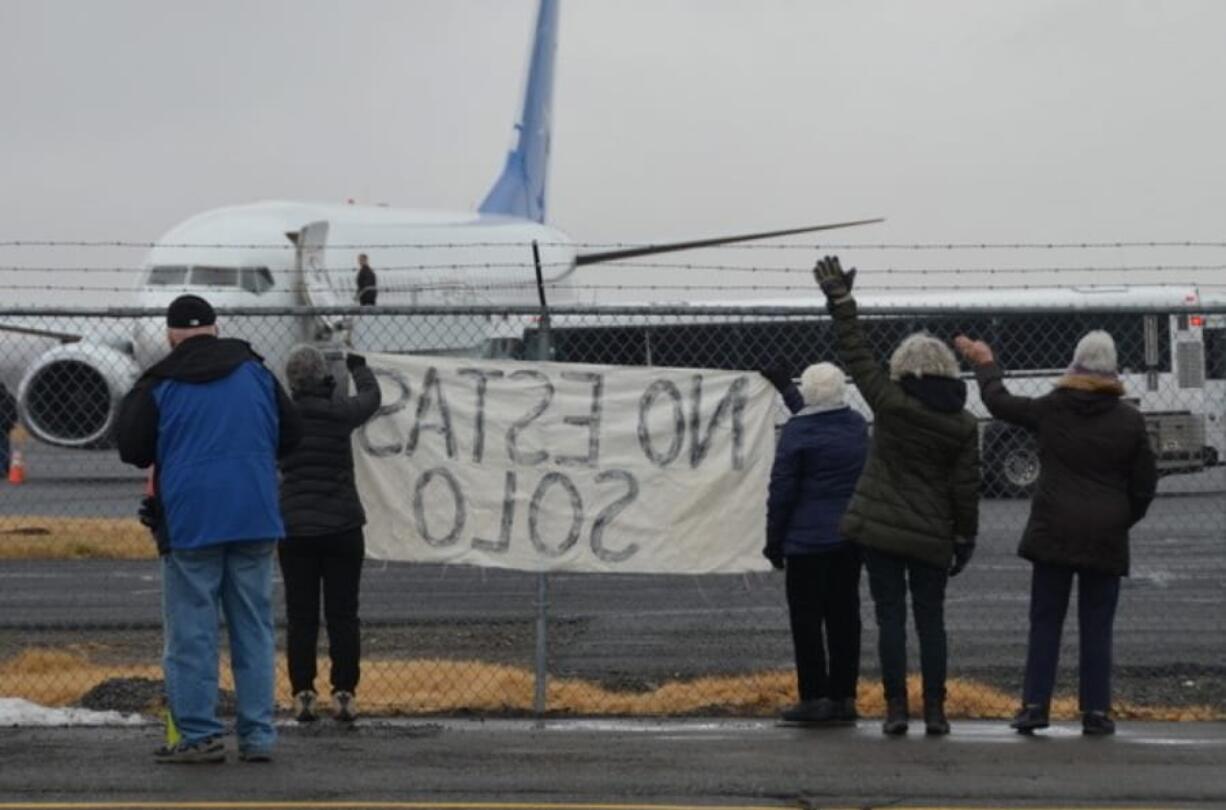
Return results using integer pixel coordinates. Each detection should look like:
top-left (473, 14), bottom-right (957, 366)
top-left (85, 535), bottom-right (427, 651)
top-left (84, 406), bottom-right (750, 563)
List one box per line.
top-left (131, 200), bottom-right (577, 369)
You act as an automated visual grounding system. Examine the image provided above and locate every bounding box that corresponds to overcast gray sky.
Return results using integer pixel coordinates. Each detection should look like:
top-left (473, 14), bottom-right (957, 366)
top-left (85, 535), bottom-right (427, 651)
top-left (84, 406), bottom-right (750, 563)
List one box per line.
top-left (3, 0), bottom-right (1225, 304)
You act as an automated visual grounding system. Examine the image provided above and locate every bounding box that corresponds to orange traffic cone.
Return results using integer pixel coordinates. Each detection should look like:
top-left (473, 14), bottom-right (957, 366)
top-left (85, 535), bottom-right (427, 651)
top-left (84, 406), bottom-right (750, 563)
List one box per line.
top-left (7, 449), bottom-right (25, 485)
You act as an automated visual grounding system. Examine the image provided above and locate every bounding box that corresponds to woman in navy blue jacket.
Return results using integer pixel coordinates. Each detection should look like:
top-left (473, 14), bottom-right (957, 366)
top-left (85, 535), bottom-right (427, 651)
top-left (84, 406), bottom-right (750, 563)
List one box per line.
top-left (765, 362), bottom-right (869, 724)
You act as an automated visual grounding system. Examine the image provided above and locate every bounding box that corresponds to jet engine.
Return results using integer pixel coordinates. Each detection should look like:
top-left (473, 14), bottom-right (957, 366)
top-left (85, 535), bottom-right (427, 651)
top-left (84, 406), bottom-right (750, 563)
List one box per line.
top-left (17, 343), bottom-right (140, 449)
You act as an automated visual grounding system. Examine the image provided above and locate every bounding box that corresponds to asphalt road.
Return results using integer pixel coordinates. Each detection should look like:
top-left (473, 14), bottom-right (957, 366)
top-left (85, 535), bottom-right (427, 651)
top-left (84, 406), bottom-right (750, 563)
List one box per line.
top-left (1, 490), bottom-right (1223, 708)
top-left (3, 445), bottom-right (1225, 515)
top-left (0, 719), bottom-right (1224, 807)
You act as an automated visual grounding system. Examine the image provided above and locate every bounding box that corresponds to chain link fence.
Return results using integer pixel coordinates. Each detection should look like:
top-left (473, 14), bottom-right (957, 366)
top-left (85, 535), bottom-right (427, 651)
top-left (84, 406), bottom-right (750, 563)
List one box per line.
top-left (0, 302), bottom-right (1223, 720)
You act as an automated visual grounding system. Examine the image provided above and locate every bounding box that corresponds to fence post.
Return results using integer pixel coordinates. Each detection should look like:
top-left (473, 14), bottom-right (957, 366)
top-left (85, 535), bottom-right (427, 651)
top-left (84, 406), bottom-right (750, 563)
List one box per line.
top-left (531, 240), bottom-right (550, 724)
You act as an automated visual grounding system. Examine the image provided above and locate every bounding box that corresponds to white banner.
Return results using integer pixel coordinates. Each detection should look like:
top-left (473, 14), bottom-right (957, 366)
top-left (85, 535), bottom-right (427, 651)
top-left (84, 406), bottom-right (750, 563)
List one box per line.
top-left (354, 353), bottom-right (777, 574)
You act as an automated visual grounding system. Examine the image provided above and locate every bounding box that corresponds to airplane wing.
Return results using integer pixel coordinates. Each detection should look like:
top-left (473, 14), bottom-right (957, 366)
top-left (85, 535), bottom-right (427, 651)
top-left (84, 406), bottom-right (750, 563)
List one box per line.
top-left (572, 218), bottom-right (885, 267)
top-left (0, 321), bottom-right (82, 342)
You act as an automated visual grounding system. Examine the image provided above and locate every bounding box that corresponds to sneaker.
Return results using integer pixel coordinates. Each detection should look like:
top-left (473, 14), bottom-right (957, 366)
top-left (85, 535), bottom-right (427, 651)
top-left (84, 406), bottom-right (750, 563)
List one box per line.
top-left (293, 690), bottom-right (318, 723)
top-left (781, 698), bottom-right (836, 724)
top-left (1082, 710), bottom-right (1116, 736)
top-left (333, 690), bottom-right (357, 722)
top-left (238, 747), bottom-right (273, 763)
top-left (1010, 703), bottom-right (1050, 735)
top-left (154, 736), bottom-right (225, 765)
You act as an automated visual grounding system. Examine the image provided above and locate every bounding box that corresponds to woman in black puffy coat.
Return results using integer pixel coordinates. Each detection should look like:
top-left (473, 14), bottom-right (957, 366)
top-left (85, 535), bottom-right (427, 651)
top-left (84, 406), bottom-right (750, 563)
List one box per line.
top-left (279, 345), bottom-right (381, 723)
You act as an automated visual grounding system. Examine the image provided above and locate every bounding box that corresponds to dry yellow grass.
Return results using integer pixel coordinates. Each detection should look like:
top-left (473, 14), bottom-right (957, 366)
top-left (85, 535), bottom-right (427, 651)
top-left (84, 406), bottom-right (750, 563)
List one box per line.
top-left (1, 647), bottom-right (1220, 720)
top-left (0, 648), bottom-right (162, 706)
top-left (0, 517), bottom-right (154, 560)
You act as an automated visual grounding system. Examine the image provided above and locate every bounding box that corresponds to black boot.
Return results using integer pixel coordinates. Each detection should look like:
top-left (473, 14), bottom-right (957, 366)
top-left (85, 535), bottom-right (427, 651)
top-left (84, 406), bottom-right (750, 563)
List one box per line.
top-left (1082, 710), bottom-right (1116, 736)
top-left (781, 698), bottom-right (836, 724)
top-left (834, 696), bottom-right (859, 724)
top-left (1010, 703), bottom-right (1050, 735)
top-left (923, 698), bottom-right (950, 736)
top-left (882, 698), bottom-right (909, 736)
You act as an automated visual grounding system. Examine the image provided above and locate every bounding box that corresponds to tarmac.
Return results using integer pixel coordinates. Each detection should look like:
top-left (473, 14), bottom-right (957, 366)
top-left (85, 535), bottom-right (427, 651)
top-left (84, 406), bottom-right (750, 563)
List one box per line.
top-left (1, 718), bottom-right (1225, 808)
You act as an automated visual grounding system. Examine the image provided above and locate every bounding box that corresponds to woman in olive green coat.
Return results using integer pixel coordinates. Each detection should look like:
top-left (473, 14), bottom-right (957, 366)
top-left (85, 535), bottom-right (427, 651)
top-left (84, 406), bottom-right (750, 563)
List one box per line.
top-left (814, 256), bottom-right (981, 736)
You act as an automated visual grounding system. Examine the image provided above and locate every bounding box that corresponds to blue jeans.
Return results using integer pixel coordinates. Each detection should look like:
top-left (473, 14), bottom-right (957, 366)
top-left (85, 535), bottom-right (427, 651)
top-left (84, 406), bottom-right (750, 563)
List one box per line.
top-left (162, 540), bottom-right (277, 751)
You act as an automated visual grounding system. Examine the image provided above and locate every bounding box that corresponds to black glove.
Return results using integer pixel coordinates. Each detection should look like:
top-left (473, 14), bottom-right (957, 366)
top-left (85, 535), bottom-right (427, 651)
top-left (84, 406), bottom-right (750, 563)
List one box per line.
top-left (138, 496), bottom-right (161, 531)
top-left (763, 545), bottom-right (785, 571)
top-left (949, 539), bottom-right (975, 577)
top-left (139, 496), bottom-right (170, 556)
top-left (812, 254), bottom-right (857, 302)
top-left (345, 353), bottom-right (367, 371)
top-left (758, 366), bottom-right (793, 395)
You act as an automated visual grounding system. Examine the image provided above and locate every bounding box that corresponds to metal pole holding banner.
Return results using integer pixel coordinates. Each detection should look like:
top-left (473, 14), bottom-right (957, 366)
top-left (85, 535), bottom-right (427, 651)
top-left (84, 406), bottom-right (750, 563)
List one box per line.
top-left (533, 568), bottom-right (550, 724)
top-left (531, 240), bottom-right (550, 724)
top-left (532, 240), bottom-right (551, 353)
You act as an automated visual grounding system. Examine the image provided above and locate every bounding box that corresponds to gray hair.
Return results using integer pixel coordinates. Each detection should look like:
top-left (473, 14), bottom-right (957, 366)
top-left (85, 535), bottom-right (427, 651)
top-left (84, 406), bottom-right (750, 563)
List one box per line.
top-left (889, 332), bottom-right (959, 380)
top-left (285, 344), bottom-right (328, 392)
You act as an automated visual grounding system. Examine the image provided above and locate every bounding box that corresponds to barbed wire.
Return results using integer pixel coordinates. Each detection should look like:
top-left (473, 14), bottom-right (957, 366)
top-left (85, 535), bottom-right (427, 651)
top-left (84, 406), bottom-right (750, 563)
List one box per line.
top-left (7, 303), bottom-right (1226, 318)
top-left (0, 240), bottom-right (551, 250)
top-left (2, 281), bottom-right (1225, 295)
top-left (2, 262), bottom-right (1226, 276)
top-left (794, 241), bottom-right (1226, 250)
top-left (3, 239), bottom-right (1226, 250)
top-left (599, 262), bottom-right (1226, 275)
top-left (0, 262), bottom-right (573, 275)
top-left (397, 282), bottom-right (1226, 293)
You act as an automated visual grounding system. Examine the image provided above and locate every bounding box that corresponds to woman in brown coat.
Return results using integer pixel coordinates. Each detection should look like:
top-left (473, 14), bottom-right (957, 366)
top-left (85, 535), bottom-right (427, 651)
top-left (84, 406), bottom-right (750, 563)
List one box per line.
top-left (955, 331), bottom-right (1157, 736)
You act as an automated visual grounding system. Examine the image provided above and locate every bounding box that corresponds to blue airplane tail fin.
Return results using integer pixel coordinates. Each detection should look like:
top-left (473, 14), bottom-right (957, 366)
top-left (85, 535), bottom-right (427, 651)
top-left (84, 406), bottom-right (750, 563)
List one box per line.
top-left (478, 0), bottom-right (558, 224)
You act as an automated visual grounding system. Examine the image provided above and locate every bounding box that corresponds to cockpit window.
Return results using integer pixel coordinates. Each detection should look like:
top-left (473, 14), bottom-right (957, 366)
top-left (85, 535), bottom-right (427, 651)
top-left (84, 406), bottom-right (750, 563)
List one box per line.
top-left (147, 265), bottom-right (188, 285)
top-left (240, 267), bottom-right (275, 295)
top-left (189, 266), bottom-right (240, 287)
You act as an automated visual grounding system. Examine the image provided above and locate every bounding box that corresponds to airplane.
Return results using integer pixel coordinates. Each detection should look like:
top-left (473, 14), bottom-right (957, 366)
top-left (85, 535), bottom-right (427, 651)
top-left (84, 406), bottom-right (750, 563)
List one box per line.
top-left (0, 0), bottom-right (882, 451)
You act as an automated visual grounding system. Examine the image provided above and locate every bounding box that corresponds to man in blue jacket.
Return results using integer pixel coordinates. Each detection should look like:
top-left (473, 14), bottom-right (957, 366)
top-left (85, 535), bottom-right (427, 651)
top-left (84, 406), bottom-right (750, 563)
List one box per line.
top-left (765, 362), bottom-right (869, 724)
top-left (117, 295), bottom-right (301, 764)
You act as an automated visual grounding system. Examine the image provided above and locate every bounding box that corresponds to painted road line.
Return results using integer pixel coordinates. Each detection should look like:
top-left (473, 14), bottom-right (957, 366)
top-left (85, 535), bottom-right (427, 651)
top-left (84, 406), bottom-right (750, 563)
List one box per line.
top-left (0, 803), bottom-right (797, 810)
top-left (0, 802), bottom-right (1196, 810)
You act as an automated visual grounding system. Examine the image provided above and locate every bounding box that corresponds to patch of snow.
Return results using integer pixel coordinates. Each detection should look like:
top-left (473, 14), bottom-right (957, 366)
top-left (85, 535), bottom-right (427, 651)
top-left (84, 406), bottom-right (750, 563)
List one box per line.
top-left (0, 698), bottom-right (149, 727)
top-left (1131, 566), bottom-right (1177, 588)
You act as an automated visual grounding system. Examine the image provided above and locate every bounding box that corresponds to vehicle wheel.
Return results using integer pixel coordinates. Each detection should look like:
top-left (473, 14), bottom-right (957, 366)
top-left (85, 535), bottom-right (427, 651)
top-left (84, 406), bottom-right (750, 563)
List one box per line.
top-left (983, 426), bottom-right (1039, 498)
top-left (997, 445), bottom-right (1040, 497)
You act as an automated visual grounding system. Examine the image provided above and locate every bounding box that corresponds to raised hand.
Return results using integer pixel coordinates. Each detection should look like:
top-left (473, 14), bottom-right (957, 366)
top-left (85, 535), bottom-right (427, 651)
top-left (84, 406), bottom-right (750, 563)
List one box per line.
top-left (812, 255), bottom-right (857, 302)
top-left (954, 335), bottom-right (994, 366)
top-left (758, 366), bottom-right (793, 395)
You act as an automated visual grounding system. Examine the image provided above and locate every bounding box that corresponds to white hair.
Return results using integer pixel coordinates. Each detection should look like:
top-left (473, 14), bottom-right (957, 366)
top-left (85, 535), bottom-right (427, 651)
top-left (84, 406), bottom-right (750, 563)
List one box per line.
top-left (1071, 330), bottom-right (1118, 374)
top-left (799, 362), bottom-right (846, 407)
top-left (888, 332), bottom-right (959, 380)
